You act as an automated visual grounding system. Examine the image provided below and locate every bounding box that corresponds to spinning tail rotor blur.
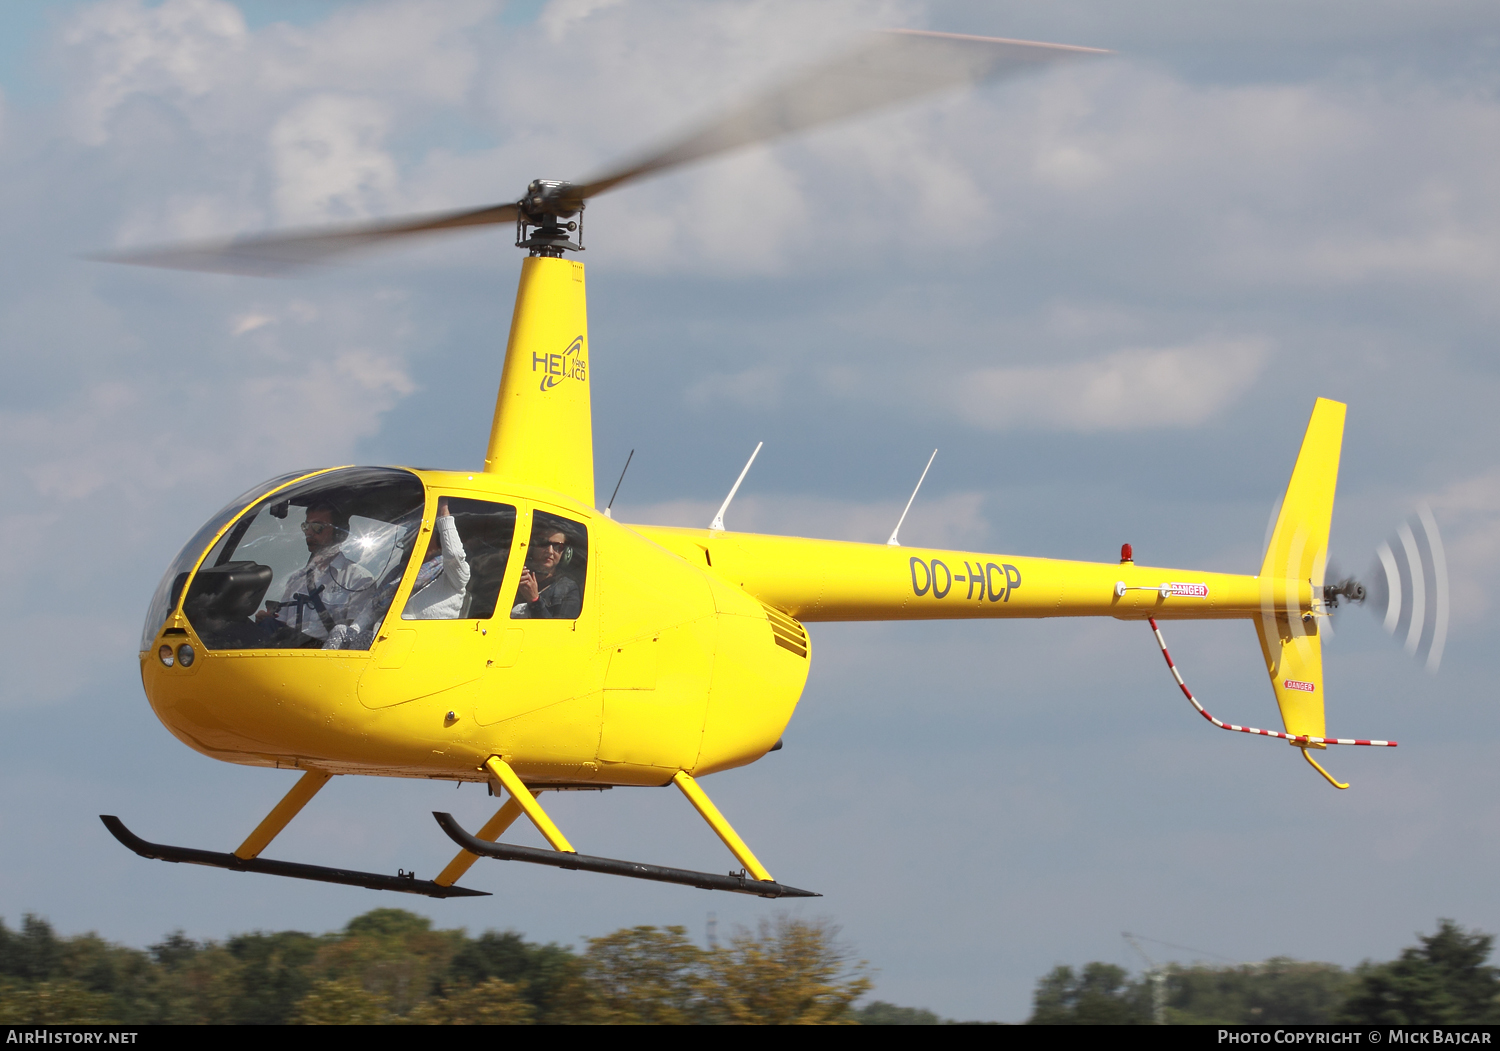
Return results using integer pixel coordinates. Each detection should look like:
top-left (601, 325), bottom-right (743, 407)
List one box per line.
top-left (1318, 504), bottom-right (1449, 674)
top-left (1367, 504), bottom-right (1449, 674)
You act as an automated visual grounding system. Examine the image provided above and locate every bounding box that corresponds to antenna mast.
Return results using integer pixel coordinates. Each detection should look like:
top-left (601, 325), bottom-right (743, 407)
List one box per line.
top-left (710, 442), bottom-right (763, 532)
top-left (888, 449), bottom-right (937, 546)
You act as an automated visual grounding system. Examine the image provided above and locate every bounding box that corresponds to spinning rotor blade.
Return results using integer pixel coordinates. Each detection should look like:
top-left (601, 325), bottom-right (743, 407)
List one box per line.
top-left (92, 202), bottom-right (520, 277)
top-left (93, 29), bottom-right (1106, 275)
top-left (569, 29), bottom-right (1109, 202)
top-left (1368, 503), bottom-right (1449, 673)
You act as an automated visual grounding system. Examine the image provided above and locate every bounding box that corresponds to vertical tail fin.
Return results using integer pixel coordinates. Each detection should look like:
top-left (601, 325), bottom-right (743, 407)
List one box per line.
top-left (1255, 398), bottom-right (1346, 743)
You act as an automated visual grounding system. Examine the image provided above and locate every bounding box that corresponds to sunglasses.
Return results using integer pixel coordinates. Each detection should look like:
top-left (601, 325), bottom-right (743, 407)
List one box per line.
top-left (301, 521), bottom-right (335, 535)
top-left (531, 539), bottom-right (567, 551)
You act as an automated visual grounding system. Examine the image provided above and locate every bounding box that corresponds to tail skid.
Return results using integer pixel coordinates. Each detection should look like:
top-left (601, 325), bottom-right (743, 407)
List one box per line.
top-left (1147, 618), bottom-right (1395, 789)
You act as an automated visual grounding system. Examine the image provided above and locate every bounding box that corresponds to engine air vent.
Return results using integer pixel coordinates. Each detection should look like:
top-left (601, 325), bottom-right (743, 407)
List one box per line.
top-left (761, 603), bottom-right (809, 658)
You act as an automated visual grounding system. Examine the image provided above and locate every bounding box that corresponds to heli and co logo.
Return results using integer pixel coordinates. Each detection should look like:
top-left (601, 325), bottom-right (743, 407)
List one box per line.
top-left (1168, 582), bottom-right (1209, 598)
top-left (533, 335), bottom-right (586, 391)
top-left (1283, 679), bottom-right (1316, 693)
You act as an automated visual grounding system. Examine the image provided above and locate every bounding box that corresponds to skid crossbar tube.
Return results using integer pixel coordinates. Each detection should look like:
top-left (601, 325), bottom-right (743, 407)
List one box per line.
top-left (101, 816), bottom-right (489, 899)
top-left (433, 812), bottom-right (819, 898)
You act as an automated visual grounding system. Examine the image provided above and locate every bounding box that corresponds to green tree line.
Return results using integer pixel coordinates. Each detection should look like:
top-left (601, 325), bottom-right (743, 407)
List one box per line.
top-left (1028, 920), bottom-right (1500, 1025)
top-left (0, 908), bottom-right (902, 1024)
top-left (9, 908), bottom-right (1491, 1024)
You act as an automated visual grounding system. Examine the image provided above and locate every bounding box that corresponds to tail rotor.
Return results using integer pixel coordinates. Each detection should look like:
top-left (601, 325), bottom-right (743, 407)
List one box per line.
top-left (1367, 503), bottom-right (1449, 673)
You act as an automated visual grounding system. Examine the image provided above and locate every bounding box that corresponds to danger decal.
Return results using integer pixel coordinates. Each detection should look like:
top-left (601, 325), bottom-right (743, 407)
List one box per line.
top-left (1168, 582), bottom-right (1209, 598)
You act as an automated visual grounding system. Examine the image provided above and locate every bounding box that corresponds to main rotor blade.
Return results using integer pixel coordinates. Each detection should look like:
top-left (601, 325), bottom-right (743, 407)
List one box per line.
top-left (93, 29), bottom-right (1105, 276)
top-left (93, 201), bottom-right (519, 277)
top-left (569, 29), bottom-right (1109, 202)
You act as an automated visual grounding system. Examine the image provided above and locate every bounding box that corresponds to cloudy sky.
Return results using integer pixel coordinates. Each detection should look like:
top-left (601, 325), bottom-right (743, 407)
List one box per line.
top-left (3, 0), bottom-right (1500, 1021)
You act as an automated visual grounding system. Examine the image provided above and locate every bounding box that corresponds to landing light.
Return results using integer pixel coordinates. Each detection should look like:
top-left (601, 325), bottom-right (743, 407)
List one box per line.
top-left (176, 644), bottom-right (196, 668)
top-left (157, 645), bottom-right (174, 667)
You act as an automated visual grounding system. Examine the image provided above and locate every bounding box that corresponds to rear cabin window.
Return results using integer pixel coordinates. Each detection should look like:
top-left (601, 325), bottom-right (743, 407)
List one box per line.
top-left (511, 512), bottom-right (588, 620)
top-left (401, 498), bottom-right (517, 621)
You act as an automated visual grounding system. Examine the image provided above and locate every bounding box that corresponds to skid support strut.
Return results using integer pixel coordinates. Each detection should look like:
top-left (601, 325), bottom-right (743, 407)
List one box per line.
top-left (484, 756), bottom-right (575, 852)
top-left (431, 760), bottom-right (816, 897)
top-left (672, 771), bottom-right (774, 883)
top-left (235, 768), bottom-right (331, 859)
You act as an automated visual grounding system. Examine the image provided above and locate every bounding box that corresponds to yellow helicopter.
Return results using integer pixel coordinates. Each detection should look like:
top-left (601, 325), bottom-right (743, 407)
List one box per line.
top-left (99, 29), bottom-right (1396, 901)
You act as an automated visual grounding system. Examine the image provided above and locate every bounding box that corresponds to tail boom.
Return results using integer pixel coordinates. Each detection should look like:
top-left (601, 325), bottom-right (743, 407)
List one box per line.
top-left (634, 525), bottom-right (1296, 624)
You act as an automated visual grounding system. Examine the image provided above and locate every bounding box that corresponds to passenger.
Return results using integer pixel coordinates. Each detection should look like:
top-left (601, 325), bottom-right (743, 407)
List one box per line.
top-left (512, 524), bottom-right (582, 619)
top-left (256, 501), bottom-right (375, 643)
top-left (403, 498), bottom-right (471, 620)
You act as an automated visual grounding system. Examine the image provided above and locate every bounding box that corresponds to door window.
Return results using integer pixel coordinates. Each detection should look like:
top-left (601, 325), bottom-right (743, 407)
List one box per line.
top-left (401, 498), bottom-right (517, 621)
top-left (511, 511), bottom-right (588, 620)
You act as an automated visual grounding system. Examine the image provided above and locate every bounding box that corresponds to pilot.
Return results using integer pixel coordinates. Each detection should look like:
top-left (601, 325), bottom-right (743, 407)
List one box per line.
top-left (257, 500), bottom-right (375, 644)
top-left (512, 523), bottom-right (582, 619)
top-left (403, 498), bottom-right (471, 620)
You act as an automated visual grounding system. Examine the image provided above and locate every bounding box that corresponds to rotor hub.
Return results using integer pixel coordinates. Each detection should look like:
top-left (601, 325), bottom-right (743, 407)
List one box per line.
top-left (516, 180), bottom-right (585, 257)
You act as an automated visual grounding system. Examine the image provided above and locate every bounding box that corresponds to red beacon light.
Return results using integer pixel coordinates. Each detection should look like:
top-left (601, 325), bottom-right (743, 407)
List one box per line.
top-left (1120, 543), bottom-right (1133, 564)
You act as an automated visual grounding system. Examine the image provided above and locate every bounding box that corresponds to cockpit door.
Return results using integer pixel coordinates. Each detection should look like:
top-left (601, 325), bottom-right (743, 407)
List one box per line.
top-left (359, 496), bottom-right (521, 710)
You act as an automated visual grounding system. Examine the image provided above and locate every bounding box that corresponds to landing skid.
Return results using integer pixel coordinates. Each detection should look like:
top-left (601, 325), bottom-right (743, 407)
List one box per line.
top-left (433, 812), bottom-right (818, 898)
top-left (101, 815), bottom-right (489, 899)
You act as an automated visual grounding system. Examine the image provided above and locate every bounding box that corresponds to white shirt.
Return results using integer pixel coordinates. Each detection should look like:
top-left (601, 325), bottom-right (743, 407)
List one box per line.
top-left (402, 515), bottom-right (471, 620)
top-left (273, 545), bottom-right (376, 640)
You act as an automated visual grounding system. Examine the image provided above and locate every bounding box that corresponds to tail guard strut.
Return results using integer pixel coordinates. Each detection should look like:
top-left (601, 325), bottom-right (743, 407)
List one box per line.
top-left (1146, 619), bottom-right (1394, 788)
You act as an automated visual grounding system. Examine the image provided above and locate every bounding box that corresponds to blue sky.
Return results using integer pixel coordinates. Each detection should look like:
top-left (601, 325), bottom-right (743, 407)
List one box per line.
top-left (4, 0), bottom-right (1500, 1021)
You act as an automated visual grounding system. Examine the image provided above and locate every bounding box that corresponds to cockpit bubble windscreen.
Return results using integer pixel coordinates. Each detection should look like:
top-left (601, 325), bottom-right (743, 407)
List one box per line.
top-left (176, 467), bottom-right (425, 652)
top-left (139, 468), bottom-right (318, 651)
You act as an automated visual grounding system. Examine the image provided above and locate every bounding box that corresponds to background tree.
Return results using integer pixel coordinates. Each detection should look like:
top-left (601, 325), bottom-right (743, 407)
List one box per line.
top-left (446, 928), bottom-right (585, 1024)
top-left (1165, 959), bottom-right (1351, 1024)
top-left (291, 976), bottom-right (394, 1024)
top-left (405, 977), bottom-right (534, 1025)
top-left (220, 930), bottom-right (321, 1024)
top-left (854, 1001), bottom-right (946, 1024)
top-left (1342, 920), bottom-right (1500, 1025)
top-left (701, 917), bottom-right (871, 1025)
top-left (582, 925), bottom-right (706, 1024)
top-left (1028, 962), bottom-right (1149, 1024)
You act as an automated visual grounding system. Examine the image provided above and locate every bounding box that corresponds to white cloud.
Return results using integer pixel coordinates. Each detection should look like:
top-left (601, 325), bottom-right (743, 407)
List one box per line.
top-left (540, 0), bottom-right (627, 42)
top-left (948, 339), bottom-right (1268, 432)
top-left (269, 94), bottom-right (399, 224)
top-left (64, 0), bottom-right (249, 146)
top-left (230, 312), bottom-right (272, 335)
top-left (685, 365), bottom-right (786, 411)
